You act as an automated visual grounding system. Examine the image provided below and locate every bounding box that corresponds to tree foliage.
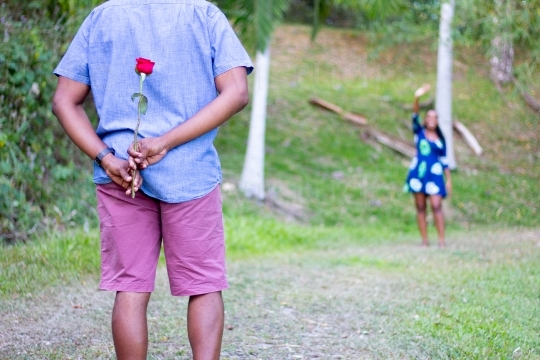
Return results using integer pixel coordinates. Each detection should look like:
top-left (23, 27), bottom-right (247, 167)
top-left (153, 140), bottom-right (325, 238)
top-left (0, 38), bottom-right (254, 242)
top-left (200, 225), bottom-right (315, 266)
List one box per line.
top-left (0, 2), bottom-right (100, 241)
top-left (454, 0), bottom-right (540, 85)
top-left (455, 0), bottom-right (540, 48)
top-left (217, 0), bottom-right (291, 52)
top-left (311, 0), bottom-right (407, 38)
top-left (331, 0), bottom-right (406, 19)
top-left (5, 0), bottom-right (104, 18)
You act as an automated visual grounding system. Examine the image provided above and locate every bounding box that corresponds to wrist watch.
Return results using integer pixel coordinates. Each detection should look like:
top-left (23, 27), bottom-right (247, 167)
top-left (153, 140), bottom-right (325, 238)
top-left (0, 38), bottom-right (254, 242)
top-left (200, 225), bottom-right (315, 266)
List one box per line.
top-left (95, 147), bottom-right (115, 168)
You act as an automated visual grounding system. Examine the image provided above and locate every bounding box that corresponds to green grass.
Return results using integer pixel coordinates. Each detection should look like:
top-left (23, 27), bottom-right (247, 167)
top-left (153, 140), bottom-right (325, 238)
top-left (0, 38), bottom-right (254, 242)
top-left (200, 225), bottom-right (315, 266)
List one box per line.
top-left (0, 229), bottom-right (101, 297)
top-left (416, 264), bottom-right (540, 359)
top-left (387, 236), bottom-right (540, 358)
top-left (0, 215), bottom-right (405, 297)
top-left (3, 229), bottom-right (539, 359)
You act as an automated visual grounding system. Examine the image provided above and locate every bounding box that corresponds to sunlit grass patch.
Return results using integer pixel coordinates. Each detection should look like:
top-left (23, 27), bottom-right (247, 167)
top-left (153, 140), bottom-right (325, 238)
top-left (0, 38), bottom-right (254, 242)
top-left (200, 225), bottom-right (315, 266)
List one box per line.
top-left (0, 229), bottom-right (100, 297)
top-left (381, 230), bottom-right (540, 358)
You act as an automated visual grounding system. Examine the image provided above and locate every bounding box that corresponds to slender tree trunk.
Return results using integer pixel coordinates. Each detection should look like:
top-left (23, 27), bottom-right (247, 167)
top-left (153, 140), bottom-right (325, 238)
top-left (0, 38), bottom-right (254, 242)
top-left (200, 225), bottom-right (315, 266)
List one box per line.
top-left (435, 0), bottom-right (457, 170)
top-left (490, 0), bottom-right (514, 85)
top-left (239, 47), bottom-right (270, 200)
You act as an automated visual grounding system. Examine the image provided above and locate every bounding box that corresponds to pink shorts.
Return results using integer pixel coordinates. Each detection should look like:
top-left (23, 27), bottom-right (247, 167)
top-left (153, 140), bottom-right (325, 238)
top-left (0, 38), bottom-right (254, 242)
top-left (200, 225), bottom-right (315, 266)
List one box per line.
top-left (96, 182), bottom-right (227, 296)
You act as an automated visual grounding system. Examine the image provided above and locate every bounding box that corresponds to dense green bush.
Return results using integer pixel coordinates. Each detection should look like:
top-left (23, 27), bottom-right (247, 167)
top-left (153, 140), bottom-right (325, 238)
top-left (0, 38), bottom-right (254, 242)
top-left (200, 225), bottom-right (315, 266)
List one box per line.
top-left (5, 0), bottom-right (103, 19)
top-left (0, 4), bottom-right (98, 241)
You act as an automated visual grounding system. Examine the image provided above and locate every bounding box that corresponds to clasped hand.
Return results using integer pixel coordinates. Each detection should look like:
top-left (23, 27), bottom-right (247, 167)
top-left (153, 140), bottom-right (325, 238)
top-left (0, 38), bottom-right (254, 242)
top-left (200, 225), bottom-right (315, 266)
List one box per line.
top-left (99, 137), bottom-right (168, 196)
top-left (100, 154), bottom-right (143, 196)
top-left (127, 136), bottom-right (169, 171)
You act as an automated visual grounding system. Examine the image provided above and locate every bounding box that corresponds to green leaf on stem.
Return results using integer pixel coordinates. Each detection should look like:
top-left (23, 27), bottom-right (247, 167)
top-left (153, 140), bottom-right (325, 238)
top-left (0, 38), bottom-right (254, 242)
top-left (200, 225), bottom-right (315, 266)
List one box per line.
top-left (131, 93), bottom-right (141, 101)
top-left (140, 95), bottom-right (148, 115)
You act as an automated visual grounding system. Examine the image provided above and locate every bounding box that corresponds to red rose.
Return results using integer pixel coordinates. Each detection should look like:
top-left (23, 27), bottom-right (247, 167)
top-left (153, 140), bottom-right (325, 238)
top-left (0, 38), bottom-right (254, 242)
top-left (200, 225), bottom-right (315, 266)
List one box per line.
top-left (135, 57), bottom-right (155, 75)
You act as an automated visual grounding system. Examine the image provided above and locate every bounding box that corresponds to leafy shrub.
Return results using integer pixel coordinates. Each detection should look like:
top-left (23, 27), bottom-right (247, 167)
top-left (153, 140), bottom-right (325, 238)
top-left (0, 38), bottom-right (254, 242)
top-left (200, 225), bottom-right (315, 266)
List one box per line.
top-left (0, 4), bottom-right (98, 241)
top-left (5, 0), bottom-right (104, 19)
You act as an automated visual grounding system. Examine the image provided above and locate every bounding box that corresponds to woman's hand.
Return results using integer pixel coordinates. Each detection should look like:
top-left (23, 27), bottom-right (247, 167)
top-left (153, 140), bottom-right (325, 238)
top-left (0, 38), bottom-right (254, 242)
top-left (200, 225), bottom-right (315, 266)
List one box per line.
top-left (128, 137), bottom-right (169, 170)
top-left (446, 179), bottom-right (453, 198)
top-left (414, 83), bottom-right (432, 98)
top-left (100, 154), bottom-right (143, 195)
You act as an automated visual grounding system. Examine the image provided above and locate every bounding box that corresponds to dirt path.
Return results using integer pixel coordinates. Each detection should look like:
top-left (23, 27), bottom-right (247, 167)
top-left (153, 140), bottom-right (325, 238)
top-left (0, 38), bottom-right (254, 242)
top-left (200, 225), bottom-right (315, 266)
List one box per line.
top-left (1, 229), bottom-right (539, 359)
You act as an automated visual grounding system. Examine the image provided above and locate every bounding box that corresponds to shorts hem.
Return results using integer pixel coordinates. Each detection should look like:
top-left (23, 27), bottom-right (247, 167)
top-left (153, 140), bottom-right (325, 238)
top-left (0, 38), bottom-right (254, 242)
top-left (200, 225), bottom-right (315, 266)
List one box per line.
top-left (170, 280), bottom-right (229, 297)
top-left (99, 281), bottom-right (155, 293)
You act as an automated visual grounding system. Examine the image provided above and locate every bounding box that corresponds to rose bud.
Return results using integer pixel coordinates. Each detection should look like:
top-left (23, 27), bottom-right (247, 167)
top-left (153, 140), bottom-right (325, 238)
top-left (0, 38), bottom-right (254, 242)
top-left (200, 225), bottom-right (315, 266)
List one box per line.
top-left (135, 57), bottom-right (155, 75)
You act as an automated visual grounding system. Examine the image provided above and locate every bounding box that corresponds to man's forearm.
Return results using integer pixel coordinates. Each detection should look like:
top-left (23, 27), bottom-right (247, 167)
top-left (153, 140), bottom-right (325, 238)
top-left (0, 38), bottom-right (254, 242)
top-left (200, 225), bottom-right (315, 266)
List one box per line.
top-left (52, 102), bottom-right (108, 160)
top-left (52, 77), bottom-right (108, 160)
top-left (161, 89), bottom-right (248, 151)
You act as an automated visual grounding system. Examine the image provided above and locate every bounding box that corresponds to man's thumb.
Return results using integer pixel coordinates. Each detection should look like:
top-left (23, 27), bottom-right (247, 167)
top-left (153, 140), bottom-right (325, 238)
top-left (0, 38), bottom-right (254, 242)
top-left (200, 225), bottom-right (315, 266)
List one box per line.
top-left (120, 167), bottom-right (132, 182)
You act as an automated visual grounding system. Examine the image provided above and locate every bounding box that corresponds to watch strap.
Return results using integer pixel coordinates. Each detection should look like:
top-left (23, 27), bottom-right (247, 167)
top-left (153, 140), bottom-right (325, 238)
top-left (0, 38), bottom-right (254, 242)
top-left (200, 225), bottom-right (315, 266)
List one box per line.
top-left (95, 147), bottom-right (115, 167)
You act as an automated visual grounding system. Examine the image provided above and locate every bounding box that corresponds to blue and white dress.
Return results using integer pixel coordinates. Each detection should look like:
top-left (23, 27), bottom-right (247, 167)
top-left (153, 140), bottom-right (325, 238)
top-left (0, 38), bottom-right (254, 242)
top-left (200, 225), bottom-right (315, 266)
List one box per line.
top-left (404, 113), bottom-right (449, 197)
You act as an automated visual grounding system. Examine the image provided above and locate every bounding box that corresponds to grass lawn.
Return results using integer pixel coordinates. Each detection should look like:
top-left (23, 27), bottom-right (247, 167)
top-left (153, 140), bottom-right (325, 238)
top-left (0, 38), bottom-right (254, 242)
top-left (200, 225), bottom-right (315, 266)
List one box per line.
top-left (1, 227), bottom-right (539, 358)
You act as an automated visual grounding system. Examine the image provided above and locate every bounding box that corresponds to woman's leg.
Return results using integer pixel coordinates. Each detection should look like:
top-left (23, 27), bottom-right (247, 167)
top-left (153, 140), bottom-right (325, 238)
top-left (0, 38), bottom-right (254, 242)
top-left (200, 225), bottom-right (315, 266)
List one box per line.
top-left (414, 193), bottom-right (429, 246)
top-left (430, 195), bottom-right (446, 248)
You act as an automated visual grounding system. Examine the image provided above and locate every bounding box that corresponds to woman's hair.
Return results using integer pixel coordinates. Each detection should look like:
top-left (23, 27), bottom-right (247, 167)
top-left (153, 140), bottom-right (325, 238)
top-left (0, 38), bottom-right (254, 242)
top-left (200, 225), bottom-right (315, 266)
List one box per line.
top-left (424, 109), bottom-right (446, 147)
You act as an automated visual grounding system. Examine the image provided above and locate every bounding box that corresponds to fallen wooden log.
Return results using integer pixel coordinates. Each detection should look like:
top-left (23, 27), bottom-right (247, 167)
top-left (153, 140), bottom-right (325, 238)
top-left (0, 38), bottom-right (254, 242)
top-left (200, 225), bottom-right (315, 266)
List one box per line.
top-left (521, 91), bottom-right (540, 114)
top-left (343, 112), bottom-right (368, 126)
top-left (310, 96), bottom-right (413, 157)
top-left (310, 97), bottom-right (368, 125)
top-left (510, 78), bottom-right (540, 115)
top-left (453, 121), bottom-right (483, 156)
top-left (309, 97), bottom-right (343, 114)
top-left (402, 117), bottom-right (483, 156)
top-left (363, 128), bottom-right (416, 158)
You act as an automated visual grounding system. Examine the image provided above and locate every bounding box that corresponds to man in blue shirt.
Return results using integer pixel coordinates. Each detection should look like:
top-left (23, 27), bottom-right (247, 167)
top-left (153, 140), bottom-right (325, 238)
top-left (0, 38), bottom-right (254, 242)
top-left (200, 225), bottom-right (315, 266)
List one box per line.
top-left (52, 1), bottom-right (253, 358)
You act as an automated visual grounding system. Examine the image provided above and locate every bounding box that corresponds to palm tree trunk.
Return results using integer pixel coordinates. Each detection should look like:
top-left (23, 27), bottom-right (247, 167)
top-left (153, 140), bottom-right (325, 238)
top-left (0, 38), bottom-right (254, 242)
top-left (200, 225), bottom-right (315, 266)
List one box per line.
top-left (490, 0), bottom-right (514, 85)
top-left (239, 46), bottom-right (270, 200)
top-left (435, 0), bottom-right (457, 170)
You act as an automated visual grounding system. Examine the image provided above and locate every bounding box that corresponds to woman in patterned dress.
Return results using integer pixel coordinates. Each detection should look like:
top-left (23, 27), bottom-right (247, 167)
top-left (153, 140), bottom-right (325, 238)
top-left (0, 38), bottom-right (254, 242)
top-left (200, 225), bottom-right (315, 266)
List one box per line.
top-left (404, 84), bottom-right (452, 247)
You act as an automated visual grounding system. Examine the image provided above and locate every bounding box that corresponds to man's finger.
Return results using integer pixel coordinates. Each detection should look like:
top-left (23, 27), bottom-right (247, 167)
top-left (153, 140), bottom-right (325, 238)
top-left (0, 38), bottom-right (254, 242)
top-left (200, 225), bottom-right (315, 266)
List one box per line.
top-left (117, 167), bottom-right (132, 183)
top-left (128, 157), bottom-right (137, 169)
top-left (127, 143), bottom-right (143, 156)
top-left (135, 172), bottom-right (143, 187)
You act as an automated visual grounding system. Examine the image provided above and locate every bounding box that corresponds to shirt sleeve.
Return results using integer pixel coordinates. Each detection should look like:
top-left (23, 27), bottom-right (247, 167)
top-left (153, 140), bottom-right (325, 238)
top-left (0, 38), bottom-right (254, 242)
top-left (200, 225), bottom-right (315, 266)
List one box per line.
top-left (53, 16), bottom-right (92, 85)
top-left (412, 113), bottom-right (422, 134)
top-left (208, 9), bottom-right (254, 78)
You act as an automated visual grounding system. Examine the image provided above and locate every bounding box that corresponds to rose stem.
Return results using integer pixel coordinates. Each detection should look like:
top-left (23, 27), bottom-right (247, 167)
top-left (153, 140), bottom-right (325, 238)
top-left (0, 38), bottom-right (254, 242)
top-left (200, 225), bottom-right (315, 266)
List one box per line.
top-left (131, 74), bottom-right (145, 198)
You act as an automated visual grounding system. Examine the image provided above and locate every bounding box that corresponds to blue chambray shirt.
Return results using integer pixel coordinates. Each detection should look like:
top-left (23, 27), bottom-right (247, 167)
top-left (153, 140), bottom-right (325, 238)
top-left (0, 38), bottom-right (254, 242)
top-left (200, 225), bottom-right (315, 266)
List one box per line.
top-left (54, 0), bottom-right (253, 202)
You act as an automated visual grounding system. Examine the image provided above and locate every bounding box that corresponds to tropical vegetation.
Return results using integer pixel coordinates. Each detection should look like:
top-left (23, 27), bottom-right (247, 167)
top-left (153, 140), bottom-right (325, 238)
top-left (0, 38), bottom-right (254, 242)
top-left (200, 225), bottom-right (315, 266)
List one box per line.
top-left (1, 0), bottom-right (539, 240)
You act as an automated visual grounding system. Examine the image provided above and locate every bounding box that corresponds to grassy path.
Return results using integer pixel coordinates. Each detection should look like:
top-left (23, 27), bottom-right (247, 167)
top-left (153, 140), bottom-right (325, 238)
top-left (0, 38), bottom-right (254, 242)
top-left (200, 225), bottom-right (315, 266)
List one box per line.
top-left (1, 228), bottom-right (539, 359)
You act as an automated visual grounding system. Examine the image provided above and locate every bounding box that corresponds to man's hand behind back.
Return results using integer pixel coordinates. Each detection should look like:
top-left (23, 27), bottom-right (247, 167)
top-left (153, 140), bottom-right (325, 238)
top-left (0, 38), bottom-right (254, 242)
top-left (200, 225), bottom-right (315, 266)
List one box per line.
top-left (127, 137), bottom-right (169, 170)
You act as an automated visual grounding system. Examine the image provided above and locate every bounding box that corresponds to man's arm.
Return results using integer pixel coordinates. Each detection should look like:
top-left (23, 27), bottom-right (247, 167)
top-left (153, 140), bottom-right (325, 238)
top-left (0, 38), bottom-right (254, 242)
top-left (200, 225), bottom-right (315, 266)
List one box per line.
top-left (52, 76), bottom-right (141, 193)
top-left (128, 66), bottom-right (249, 168)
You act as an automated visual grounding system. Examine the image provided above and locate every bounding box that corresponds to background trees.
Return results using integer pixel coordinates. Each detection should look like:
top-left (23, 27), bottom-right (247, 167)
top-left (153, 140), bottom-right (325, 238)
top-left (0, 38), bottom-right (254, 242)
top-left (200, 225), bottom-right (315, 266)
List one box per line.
top-left (220, 0), bottom-right (406, 200)
top-left (455, 0), bottom-right (540, 87)
top-left (218, 0), bottom-right (290, 200)
top-left (435, 0), bottom-right (456, 169)
top-left (0, 2), bottom-right (101, 241)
